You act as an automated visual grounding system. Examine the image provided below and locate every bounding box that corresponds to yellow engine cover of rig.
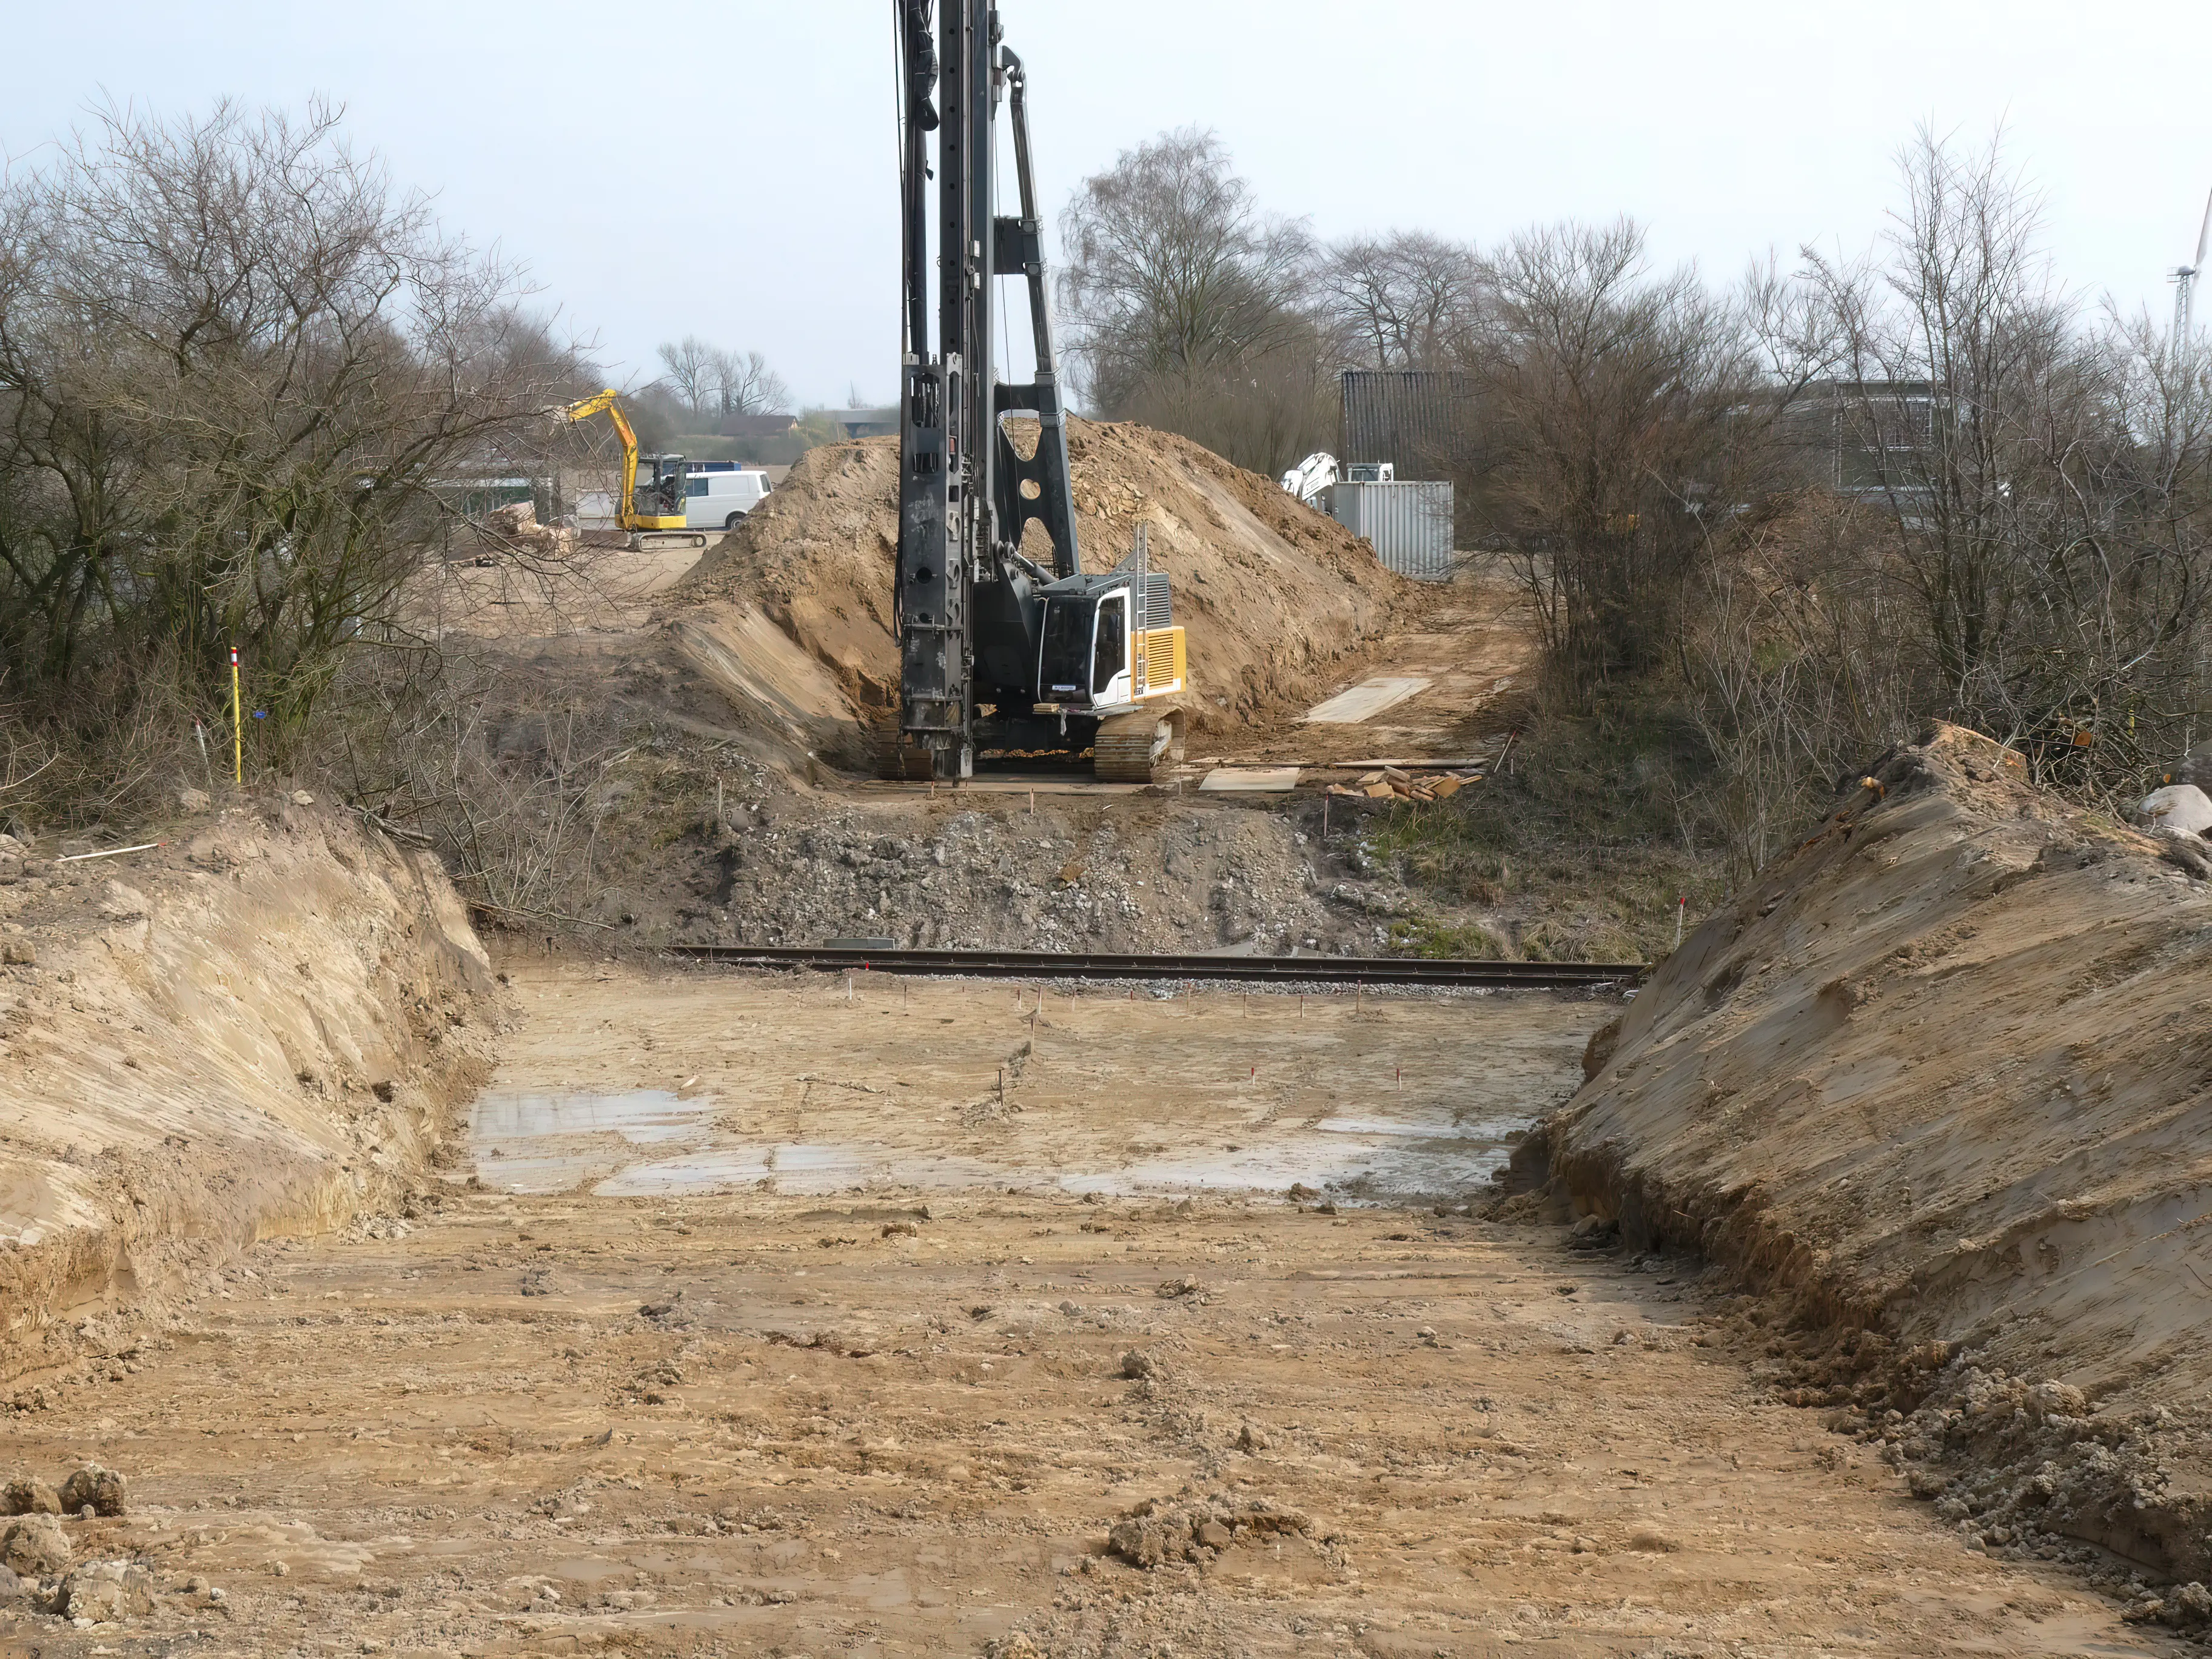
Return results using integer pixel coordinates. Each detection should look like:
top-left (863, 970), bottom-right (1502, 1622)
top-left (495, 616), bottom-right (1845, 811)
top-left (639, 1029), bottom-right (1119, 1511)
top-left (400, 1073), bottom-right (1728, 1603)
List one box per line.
top-left (1131, 628), bottom-right (1185, 699)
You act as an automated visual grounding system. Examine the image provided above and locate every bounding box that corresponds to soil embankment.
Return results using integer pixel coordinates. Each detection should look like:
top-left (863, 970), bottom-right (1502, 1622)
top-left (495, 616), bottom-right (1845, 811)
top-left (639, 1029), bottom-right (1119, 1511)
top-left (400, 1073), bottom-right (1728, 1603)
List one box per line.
top-left (674, 419), bottom-right (1409, 754)
top-left (1527, 723), bottom-right (2212, 1606)
top-left (0, 799), bottom-right (500, 1382)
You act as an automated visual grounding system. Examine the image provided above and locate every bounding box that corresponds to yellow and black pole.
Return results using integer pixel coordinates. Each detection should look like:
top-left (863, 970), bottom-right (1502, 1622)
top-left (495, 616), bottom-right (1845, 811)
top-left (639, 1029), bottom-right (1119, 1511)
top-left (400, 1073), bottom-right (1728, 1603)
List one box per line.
top-left (228, 645), bottom-right (243, 785)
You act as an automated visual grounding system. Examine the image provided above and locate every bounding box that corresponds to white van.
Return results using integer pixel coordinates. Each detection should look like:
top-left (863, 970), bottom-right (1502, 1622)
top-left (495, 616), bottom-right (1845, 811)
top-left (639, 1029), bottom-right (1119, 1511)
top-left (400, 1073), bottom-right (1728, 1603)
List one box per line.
top-left (684, 468), bottom-right (773, 530)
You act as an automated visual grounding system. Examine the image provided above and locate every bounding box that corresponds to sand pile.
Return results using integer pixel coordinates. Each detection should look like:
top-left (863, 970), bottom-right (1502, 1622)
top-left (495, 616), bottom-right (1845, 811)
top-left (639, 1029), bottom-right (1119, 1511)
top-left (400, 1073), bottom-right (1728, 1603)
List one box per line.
top-left (0, 799), bottom-right (497, 1379)
top-left (675, 420), bottom-right (1409, 737)
top-left (1523, 724), bottom-right (2212, 1591)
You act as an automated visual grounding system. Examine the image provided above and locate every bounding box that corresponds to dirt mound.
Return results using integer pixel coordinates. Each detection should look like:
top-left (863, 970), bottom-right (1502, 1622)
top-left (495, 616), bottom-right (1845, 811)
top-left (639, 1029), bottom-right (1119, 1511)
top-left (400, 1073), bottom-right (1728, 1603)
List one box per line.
top-left (0, 799), bottom-right (498, 1380)
top-left (676, 419), bottom-right (1409, 740)
top-left (1523, 723), bottom-right (2212, 1590)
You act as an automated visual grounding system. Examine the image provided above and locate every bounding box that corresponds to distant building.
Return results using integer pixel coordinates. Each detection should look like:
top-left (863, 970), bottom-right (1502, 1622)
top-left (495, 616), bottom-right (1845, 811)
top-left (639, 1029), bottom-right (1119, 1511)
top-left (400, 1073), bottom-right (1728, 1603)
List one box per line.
top-left (720, 412), bottom-right (799, 439)
top-left (836, 407), bottom-right (900, 439)
top-left (1795, 380), bottom-right (1945, 505)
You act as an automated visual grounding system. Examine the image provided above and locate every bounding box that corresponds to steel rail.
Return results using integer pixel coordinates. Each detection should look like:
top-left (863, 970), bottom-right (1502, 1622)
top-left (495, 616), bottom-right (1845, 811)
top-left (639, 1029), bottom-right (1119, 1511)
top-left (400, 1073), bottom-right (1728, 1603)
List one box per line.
top-left (663, 945), bottom-right (1643, 988)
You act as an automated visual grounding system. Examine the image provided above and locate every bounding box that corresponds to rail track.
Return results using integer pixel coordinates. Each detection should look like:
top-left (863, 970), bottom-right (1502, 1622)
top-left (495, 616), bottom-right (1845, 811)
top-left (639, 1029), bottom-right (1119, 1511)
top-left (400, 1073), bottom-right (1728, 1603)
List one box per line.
top-left (664, 944), bottom-right (1644, 988)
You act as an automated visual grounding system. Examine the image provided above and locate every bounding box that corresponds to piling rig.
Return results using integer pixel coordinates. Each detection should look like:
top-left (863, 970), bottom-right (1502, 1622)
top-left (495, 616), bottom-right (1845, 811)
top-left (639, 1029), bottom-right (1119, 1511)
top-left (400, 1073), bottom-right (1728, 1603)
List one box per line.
top-left (887, 0), bottom-right (1188, 783)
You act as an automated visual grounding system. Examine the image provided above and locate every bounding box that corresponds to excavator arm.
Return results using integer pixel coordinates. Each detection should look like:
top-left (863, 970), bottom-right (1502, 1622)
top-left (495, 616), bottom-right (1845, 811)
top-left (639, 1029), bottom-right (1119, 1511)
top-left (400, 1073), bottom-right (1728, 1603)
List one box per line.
top-left (558, 388), bottom-right (642, 524)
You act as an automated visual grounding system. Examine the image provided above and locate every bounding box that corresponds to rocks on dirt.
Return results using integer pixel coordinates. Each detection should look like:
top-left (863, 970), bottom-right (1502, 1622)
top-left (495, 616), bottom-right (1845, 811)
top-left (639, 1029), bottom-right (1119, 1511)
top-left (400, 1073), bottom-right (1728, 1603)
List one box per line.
top-left (984, 1637), bottom-right (1043, 1659)
top-left (2137, 783), bottom-right (2212, 838)
top-left (59, 1560), bottom-right (155, 1622)
top-left (1235, 1421), bottom-right (1272, 1452)
top-left (1, 1477), bottom-right (59, 1516)
top-left (0, 1513), bottom-right (70, 1576)
top-left (1, 940), bottom-right (34, 967)
top-left (2170, 740), bottom-right (2212, 791)
top-left (1105, 1495), bottom-right (1310, 1569)
top-left (1567, 1214), bottom-right (1621, 1250)
top-left (98, 880), bottom-right (150, 922)
top-left (59, 1463), bottom-right (126, 1518)
top-left (1119, 1350), bottom-right (1158, 1381)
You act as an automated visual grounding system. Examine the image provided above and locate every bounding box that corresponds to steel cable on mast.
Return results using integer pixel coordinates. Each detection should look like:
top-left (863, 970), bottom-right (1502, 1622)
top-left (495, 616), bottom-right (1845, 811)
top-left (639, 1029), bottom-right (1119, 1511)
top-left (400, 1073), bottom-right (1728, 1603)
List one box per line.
top-left (891, 0), bottom-right (910, 359)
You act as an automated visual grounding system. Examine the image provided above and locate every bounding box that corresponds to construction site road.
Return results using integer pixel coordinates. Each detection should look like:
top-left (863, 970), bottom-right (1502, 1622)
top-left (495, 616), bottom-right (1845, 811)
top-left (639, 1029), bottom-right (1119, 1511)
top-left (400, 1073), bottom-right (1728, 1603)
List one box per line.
top-left (660, 946), bottom-right (1646, 988)
top-left (0, 962), bottom-right (2175, 1658)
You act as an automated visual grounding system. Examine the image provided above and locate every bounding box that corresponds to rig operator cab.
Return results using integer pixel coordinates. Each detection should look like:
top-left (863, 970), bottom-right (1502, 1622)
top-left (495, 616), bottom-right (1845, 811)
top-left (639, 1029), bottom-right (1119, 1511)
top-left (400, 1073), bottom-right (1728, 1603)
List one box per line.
top-left (1034, 561), bottom-right (1182, 723)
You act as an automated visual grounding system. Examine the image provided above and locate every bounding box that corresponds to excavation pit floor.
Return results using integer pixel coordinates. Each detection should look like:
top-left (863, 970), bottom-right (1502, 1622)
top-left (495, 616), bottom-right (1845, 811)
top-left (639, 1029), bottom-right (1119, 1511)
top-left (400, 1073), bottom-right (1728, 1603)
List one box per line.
top-left (0, 964), bottom-right (2179, 1657)
top-left (468, 966), bottom-right (1594, 1204)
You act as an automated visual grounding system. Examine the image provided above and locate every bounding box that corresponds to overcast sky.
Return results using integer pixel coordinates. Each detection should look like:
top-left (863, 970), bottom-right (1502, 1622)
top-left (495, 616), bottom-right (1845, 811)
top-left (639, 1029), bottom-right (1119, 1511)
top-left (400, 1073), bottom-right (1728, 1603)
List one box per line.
top-left (5, 1), bottom-right (2208, 408)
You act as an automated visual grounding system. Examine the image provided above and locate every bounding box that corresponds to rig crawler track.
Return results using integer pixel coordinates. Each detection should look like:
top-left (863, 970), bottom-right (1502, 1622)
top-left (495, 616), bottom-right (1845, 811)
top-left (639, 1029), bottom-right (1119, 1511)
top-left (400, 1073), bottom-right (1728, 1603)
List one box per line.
top-left (665, 945), bottom-right (1644, 988)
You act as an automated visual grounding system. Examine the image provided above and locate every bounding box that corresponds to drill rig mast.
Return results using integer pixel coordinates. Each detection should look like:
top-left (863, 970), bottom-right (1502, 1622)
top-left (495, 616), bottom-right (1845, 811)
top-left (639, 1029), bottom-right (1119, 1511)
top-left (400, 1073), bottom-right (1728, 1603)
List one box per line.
top-left (889, 0), bottom-right (1185, 782)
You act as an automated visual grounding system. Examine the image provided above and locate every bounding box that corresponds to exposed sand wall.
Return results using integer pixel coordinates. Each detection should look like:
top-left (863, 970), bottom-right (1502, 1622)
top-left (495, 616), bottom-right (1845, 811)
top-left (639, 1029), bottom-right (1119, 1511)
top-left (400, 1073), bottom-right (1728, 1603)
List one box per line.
top-left (1523, 724), bottom-right (2212, 1587)
top-left (0, 802), bottom-right (500, 1380)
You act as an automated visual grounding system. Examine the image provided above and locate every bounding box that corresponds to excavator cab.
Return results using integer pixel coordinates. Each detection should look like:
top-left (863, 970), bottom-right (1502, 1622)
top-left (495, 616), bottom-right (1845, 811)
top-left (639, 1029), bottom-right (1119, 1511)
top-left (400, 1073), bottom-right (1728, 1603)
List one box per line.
top-left (633, 454), bottom-right (689, 526)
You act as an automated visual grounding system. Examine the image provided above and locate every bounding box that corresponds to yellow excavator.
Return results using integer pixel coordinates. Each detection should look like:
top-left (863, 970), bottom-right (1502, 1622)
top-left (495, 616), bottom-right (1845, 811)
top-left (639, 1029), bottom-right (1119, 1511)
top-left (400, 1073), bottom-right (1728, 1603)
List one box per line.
top-left (557, 389), bottom-right (706, 549)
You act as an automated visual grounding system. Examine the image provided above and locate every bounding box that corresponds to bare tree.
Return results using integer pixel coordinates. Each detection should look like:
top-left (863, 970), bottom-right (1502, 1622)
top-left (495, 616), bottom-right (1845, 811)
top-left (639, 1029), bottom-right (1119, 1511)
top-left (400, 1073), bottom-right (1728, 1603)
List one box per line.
top-left (1319, 230), bottom-right (1483, 370)
top-left (706, 347), bottom-right (792, 417)
top-left (1801, 125), bottom-right (2212, 788)
top-left (0, 98), bottom-right (583, 755)
top-left (655, 335), bottom-right (717, 420)
top-left (1458, 218), bottom-right (1818, 694)
top-left (1057, 127), bottom-right (1315, 432)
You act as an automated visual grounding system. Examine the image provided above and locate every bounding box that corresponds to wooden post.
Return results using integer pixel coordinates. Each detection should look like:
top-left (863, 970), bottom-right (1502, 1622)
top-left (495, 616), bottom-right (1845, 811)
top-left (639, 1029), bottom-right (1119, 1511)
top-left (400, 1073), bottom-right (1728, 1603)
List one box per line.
top-left (228, 645), bottom-right (243, 784)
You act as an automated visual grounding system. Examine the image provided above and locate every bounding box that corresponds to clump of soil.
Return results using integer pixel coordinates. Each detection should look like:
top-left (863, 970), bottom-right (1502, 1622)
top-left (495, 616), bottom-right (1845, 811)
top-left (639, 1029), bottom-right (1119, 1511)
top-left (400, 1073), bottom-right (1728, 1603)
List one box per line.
top-left (677, 419), bottom-right (1409, 736)
top-left (1105, 1493), bottom-right (1309, 1567)
top-left (1523, 722), bottom-right (2212, 1589)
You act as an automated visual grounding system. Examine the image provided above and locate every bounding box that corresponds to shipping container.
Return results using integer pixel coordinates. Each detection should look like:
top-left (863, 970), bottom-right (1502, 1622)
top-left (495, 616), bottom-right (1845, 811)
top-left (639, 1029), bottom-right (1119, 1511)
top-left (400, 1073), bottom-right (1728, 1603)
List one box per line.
top-left (1329, 480), bottom-right (1455, 581)
top-left (1339, 370), bottom-right (1474, 479)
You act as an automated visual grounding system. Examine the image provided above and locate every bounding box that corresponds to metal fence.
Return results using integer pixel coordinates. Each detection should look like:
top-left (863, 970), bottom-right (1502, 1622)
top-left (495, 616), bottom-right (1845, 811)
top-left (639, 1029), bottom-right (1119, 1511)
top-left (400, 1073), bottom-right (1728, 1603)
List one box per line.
top-left (1330, 480), bottom-right (1455, 581)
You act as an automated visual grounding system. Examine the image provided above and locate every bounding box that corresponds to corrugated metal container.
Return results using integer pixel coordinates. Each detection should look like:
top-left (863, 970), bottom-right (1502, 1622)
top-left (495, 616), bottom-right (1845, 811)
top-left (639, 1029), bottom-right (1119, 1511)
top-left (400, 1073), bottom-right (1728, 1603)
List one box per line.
top-left (1339, 370), bottom-right (1474, 477)
top-left (1329, 480), bottom-right (1455, 581)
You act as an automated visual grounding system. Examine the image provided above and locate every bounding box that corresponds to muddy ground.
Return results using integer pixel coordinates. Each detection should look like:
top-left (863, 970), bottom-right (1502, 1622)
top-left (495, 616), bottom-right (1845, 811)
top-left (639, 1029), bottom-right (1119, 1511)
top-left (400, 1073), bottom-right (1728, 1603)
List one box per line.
top-left (0, 963), bottom-right (2181, 1658)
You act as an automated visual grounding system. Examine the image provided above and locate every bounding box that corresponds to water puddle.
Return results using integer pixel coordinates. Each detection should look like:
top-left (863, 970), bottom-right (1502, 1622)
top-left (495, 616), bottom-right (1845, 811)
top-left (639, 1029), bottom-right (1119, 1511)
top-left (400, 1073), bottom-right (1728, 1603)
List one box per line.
top-left (598, 1143), bottom-right (1010, 1198)
top-left (470, 1089), bottom-right (720, 1193)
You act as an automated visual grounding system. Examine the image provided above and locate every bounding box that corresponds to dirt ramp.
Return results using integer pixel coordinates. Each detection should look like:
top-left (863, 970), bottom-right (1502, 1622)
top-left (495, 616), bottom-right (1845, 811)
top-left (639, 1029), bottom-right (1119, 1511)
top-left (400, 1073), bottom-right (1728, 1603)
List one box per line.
top-left (677, 419), bottom-right (1409, 739)
top-left (666, 603), bottom-right (870, 766)
top-left (1529, 723), bottom-right (2212, 1591)
top-left (0, 805), bottom-right (499, 1379)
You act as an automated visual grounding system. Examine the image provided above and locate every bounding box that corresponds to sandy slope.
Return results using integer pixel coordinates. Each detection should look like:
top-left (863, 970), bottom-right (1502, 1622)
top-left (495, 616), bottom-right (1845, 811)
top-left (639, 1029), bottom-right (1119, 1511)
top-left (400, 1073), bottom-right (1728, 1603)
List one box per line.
top-left (1530, 724), bottom-right (2212, 1605)
top-left (675, 421), bottom-right (1410, 748)
top-left (0, 799), bottom-right (500, 1381)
